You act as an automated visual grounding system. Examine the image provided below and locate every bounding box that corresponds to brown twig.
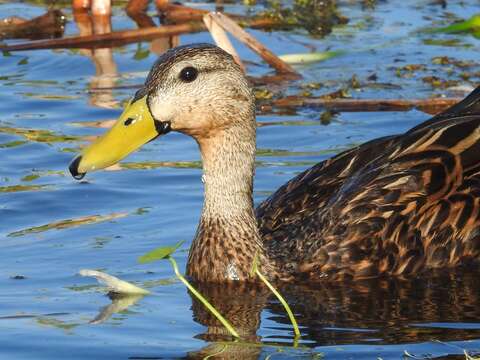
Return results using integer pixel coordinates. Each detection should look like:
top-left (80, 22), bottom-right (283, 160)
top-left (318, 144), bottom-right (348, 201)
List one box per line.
top-left (206, 12), bottom-right (299, 76)
top-left (156, 3), bottom-right (280, 29)
top-left (0, 15), bottom-right (284, 52)
top-left (86, 83), bottom-right (460, 115)
top-left (0, 10), bottom-right (65, 40)
top-left (0, 22), bottom-right (204, 51)
top-left (157, 3), bottom-right (209, 23)
top-left (203, 13), bottom-right (245, 72)
top-left (126, 0), bottom-right (156, 28)
top-left (260, 97), bottom-right (461, 114)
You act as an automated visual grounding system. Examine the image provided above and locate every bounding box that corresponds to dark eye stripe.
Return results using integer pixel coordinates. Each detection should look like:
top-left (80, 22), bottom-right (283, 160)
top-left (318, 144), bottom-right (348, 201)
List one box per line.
top-left (124, 117), bottom-right (134, 126)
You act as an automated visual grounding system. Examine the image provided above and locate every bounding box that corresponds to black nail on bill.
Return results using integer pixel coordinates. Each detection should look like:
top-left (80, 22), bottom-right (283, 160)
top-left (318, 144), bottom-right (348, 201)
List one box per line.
top-left (69, 156), bottom-right (86, 180)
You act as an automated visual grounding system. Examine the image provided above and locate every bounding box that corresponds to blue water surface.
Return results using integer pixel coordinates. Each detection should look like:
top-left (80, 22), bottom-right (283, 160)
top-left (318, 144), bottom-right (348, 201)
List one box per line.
top-left (1, 1), bottom-right (480, 359)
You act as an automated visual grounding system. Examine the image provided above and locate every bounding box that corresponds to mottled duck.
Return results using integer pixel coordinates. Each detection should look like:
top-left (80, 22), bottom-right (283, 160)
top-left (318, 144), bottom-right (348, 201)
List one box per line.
top-left (69, 44), bottom-right (480, 282)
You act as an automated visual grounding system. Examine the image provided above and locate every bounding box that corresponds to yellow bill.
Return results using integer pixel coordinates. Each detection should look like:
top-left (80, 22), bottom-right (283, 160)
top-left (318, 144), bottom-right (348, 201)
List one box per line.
top-left (69, 95), bottom-right (167, 179)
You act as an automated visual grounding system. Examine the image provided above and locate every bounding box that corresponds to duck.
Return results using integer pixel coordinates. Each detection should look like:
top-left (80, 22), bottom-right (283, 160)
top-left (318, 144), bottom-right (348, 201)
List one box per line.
top-left (69, 43), bottom-right (480, 282)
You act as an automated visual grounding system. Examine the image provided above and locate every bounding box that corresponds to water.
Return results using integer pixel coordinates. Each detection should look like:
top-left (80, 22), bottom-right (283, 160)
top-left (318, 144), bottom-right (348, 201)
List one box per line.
top-left (1, 0), bottom-right (480, 359)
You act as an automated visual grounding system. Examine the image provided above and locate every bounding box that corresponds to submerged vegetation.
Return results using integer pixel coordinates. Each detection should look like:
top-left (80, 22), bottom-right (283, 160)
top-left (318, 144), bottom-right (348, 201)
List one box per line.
top-left (256, 0), bottom-right (348, 37)
top-left (1, 0), bottom-right (480, 359)
top-left (137, 243), bottom-right (301, 340)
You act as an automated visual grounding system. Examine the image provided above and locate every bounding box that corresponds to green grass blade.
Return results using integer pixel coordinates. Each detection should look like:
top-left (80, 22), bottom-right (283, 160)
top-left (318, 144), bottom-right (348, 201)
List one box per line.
top-left (251, 252), bottom-right (300, 339)
top-left (255, 269), bottom-right (300, 338)
top-left (202, 344), bottom-right (227, 359)
top-left (167, 256), bottom-right (240, 339)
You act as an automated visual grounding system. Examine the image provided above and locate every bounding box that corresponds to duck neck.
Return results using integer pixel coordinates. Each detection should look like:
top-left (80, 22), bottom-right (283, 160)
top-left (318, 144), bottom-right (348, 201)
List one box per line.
top-left (186, 124), bottom-right (272, 282)
top-left (201, 125), bottom-right (256, 221)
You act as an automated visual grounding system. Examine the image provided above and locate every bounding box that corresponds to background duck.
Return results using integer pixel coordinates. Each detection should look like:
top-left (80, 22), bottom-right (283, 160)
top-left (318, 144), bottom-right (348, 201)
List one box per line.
top-left (69, 43), bottom-right (480, 282)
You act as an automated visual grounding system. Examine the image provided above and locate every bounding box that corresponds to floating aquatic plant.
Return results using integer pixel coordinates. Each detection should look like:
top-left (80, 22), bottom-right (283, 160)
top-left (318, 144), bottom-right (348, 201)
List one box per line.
top-left (279, 50), bottom-right (343, 65)
top-left (138, 241), bottom-right (240, 339)
top-left (258, 0), bottom-right (348, 37)
top-left (426, 14), bottom-right (480, 38)
top-left (133, 43), bottom-right (150, 61)
top-left (143, 245), bottom-right (301, 339)
top-left (84, 241), bottom-right (300, 340)
top-left (250, 252), bottom-right (301, 339)
top-left (79, 269), bottom-right (150, 295)
top-left (8, 212), bottom-right (128, 237)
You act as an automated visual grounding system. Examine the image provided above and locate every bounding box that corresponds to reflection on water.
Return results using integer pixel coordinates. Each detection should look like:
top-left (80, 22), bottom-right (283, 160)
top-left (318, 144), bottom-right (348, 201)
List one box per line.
top-left (0, 10), bottom-right (65, 40)
top-left (84, 269), bottom-right (480, 359)
top-left (72, 0), bottom-right (179, 109)
top-left (186, 270), bottom-right (480, 358)
top-left (90, 293), bottom-right (145, 325)
top-left (282, 270), bottom-right (480, 345)
top-left (73, 8), bottom-right (119, 109)
top-left (190, 270), bottom-right (480, 344)
top-left (2, 0), bottom-right (480, 359)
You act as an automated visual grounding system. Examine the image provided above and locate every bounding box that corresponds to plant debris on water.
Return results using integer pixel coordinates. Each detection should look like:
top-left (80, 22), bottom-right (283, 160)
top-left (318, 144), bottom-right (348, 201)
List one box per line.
top-left (2, 1), bottom-right (480, 359)
top-left (258, 0), bottom-right (349, 37)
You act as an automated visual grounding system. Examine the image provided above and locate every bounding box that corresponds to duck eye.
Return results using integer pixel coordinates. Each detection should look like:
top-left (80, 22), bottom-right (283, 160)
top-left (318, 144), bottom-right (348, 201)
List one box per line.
top-left (179, 66), bottom-right (198, 83)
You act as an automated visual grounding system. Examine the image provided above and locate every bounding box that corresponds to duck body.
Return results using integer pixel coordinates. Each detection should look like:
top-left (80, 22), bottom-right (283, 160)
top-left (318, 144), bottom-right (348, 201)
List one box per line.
top-left (70, 44), bottom-right (480, 282)
top-left (257, 89), bottom-right (480, 280)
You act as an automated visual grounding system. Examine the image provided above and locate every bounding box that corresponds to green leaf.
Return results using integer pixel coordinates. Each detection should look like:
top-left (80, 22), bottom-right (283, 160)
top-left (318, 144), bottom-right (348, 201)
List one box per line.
top-left (17, 57), bottom-right (28, 65)
top-left (138, 240), bottom-right (184, 263)
top-left (21, 174), bottom-right (40, 182)
top-left (422, 38), bottom-right (470, 47)
top-left (133, 44), bottom-right (150, 61)
top-left (2, 50), bottom-right (11, 57)
top-left (279, 51), bottom-right (344, 65)
top-left (427, 14), bottom-right (480, 34)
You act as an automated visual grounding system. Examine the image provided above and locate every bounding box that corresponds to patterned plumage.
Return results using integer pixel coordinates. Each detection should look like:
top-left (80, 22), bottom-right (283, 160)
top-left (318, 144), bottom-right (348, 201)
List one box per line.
top-left (257, 86), bottom-right (480, 280)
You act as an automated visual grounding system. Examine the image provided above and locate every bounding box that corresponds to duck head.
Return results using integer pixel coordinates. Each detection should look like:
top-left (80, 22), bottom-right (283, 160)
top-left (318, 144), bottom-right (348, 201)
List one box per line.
top-left (69, 43), bottom-right (254, 179)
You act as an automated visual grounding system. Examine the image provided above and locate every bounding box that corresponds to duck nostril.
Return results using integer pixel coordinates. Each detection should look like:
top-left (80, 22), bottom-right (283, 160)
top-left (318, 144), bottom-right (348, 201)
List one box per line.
top-left (69, 156), bottom-right (86, 180)
top-left (124, 117), bottom-right (135, 126)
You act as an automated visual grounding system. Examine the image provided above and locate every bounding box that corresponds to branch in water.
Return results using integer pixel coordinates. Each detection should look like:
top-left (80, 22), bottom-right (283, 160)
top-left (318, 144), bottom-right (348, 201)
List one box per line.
top-left (260, 97), bottom-right (462, 114)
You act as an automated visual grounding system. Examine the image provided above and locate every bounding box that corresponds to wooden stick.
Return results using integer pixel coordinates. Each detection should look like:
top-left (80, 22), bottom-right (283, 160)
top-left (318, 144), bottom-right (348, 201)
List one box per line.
top-left (157, 3), bottom-right (209, 23)
top-left (248, 73), bottom-right (300, 86)
top-left (158, 4), bottom-right (286, 32)
top-left (0, 10), bottom-right (65, 40)
top-left (86, 83), bottom-right (460, 114)
top-left (0, 22), bottom-right (204, 51)
top-left (0, 16), bottom-right (282, 52)
top-left (126, 0), bottom-right (156, 28)
top-left (207, 12), bottom-right (299, 76)
top-left (260, 97), bottom-right (461, 114)
top-left (203, 13), bottom-right (245, 72)
top-left (157, 3), bottom-right (283, 30)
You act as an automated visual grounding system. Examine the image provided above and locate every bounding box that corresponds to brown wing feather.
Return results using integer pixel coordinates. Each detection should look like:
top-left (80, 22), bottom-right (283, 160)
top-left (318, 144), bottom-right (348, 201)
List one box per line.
top-left (257, 87), bottom-right (480, 280)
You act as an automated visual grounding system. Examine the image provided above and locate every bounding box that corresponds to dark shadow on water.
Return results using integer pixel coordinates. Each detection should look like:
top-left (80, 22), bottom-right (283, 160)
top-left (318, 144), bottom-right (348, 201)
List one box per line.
top-left (279, 269), bottom-right (480, 345)
top-left (180, 269), bottom-right (480, 359)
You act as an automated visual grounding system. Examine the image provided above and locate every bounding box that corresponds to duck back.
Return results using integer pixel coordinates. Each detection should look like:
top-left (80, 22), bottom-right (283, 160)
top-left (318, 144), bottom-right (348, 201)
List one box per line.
top-left (257, 86), bottom-right (480, 280)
